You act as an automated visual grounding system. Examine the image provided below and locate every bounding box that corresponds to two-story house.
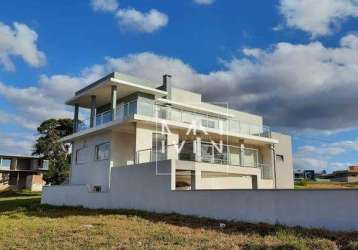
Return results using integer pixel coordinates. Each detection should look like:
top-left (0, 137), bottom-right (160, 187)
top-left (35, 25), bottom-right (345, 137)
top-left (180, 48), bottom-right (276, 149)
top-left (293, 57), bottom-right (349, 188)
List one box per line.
top-left (57, 72), bottom-right (293, 193)
top-left (0, 154), bottom-right (48, 191)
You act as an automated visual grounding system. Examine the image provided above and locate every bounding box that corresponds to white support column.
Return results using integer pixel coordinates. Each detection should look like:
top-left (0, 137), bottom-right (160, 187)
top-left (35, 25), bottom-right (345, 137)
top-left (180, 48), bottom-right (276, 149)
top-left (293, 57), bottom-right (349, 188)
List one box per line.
top-left (12, 158), bottom-right (17, 170)
top-left (90, 95), bottom-right (96, 128)
top-left (240, 143), bottom-right (245, 167)
top-left (111, 85), bottom-right (117, 121)
top-left (191, 170), bottom-right (196, 190)
top-left (73, 104), bottom-right (79, 132)
top-left (194, 137), bottom-right (201, 162)
top-left (271, 144), bottom-right (277, 189)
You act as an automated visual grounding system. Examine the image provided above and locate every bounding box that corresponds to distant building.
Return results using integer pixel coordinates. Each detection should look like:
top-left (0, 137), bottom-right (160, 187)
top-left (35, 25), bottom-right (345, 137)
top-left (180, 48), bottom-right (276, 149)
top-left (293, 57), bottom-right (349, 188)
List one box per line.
top-left (0, 154), bottom-right (48, 191)
top-left (294, 169), bottom-right (316, 181)
top-left (325, 166), bottom-right (358, 183)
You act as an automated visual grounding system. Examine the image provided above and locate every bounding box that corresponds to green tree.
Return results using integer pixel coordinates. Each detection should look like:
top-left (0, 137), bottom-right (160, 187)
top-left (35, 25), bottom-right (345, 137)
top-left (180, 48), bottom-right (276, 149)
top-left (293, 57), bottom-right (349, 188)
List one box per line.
top-left (33, 118), bottom-right (73, 185)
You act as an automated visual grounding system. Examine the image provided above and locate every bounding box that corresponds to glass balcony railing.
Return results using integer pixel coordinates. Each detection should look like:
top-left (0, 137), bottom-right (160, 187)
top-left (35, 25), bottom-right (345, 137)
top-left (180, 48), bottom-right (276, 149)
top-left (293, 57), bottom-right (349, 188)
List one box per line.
top-left (77, 99), bottom-right (271, 139)
top-left (137, 101), bottom-right (271, 138)
top-left (77, 100), bottom-right (138, 132)
top-left (135, 142), bottom-right (273, 179)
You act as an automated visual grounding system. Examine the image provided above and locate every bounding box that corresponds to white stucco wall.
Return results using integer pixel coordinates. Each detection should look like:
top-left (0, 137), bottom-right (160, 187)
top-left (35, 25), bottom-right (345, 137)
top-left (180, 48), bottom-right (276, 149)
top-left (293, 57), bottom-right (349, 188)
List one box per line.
top-left (200, 102), bottom-right (263, 127)
top-left (135, 122), bottom-right (180, 163)
top-left (170, 87), bottom-right (263, 127)
top-left (111, 131), bottom-right (136, 166)
top-left (42, 162), bottom-right (358, 231)
top-left (272, 132), bottom-right (294, 189)
top-left (198, 174), bottom-right (253, 189)
top-left (171, 88), bottom-right (202, 104)
top-left (70, 131), bottom-right (112, 190)
top-left (135, 123), bottom-right (153, 163)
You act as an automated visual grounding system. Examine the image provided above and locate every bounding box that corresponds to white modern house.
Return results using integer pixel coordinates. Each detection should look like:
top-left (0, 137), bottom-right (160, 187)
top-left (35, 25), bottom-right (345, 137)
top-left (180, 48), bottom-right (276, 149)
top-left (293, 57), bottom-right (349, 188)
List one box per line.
top-left (41, 73), bottom-right (358, 232)
top-left (51, 72), bottom-right (293, 192)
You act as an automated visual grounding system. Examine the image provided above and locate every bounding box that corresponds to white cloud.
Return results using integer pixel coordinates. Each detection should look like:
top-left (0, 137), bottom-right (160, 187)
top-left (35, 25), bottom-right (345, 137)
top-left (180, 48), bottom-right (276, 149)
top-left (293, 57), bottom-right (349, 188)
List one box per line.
top-left (90, 0), bottom-right (118, 12)
top-left (0, 22), bottom-right (46, 71)
top-left (294, 137), bottom-right (358, 172)
top-left (2, 32), bottom-right (358, 142)
top-left (279, 0), bottom-right (358, 37)
top-left (294, 157), bottom-right (329, 171)
top-left (101, 35), bottom-right (358, 131)
top-left (89, 0), bottom-right (168, 33)
top-left (0, 132), bottom-right (35, 155)
top-left (193, 0), bottom-right (215, 5)
top-left (39, 75), bottom-right (85, 103)
top-left (116, 8), bottom-right (168, 33)
top-left (84, 35), bottom-right (358, 131)
top-left (0, 110), bottom-right (38, 129)
top-left (0, 80), bottom-right (73, 129)
top-left (296, 142), bottom-right (353, 159)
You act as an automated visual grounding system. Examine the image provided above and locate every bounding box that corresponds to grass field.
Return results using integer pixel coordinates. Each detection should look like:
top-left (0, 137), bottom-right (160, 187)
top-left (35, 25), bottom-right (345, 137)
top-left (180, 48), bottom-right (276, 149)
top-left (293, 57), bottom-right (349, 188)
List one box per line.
top-left (0, 191), bottom-right (357, 250)
top-left (295, 181), bottom-right (358, 189)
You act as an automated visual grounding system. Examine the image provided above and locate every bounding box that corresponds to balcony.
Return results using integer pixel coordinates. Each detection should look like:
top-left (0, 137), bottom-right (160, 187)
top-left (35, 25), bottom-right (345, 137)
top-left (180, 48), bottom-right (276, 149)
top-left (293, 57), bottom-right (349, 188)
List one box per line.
top-left (78, 100), bottom-right (137, 131)
top-left (138, 101), bottom-right (271, 138)
top-left (77, 99), bottom-right (271, 139)
top-left (135, 141), bottom-right (273, 180)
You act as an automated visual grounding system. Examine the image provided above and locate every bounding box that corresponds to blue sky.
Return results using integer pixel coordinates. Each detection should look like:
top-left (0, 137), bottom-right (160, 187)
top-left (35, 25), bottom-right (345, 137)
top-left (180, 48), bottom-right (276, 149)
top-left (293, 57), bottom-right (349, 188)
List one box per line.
top-left (1, 0), bottom-right (358, 173)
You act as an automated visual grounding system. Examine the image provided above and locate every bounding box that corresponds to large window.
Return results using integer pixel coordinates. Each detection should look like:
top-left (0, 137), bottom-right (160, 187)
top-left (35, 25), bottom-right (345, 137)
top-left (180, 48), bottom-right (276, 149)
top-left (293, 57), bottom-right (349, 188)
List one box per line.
top-left (0, 158), bottom-right (11, 168)
top-left (95, 142), bottom-right (110, 161)
top-left (76, 147), bottom-right (89, 164)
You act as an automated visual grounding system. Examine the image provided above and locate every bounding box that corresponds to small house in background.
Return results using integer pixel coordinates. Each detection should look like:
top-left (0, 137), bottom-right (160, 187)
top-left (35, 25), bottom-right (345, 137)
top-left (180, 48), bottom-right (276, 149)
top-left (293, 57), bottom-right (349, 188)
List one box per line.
top-left (325, 166), bottom-right (358, 183)
top-left (294, 169), bottom-right (316, 181)
top-left (0, 154), bottom-right (48, 191)
top-left (294, 169), bottom-right (328, 182)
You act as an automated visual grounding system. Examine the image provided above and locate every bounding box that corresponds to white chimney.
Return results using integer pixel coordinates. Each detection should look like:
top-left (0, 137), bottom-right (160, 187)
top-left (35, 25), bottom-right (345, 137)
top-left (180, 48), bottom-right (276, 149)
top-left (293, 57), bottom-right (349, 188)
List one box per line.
top-left (162, 74), bottom-right (172, 99)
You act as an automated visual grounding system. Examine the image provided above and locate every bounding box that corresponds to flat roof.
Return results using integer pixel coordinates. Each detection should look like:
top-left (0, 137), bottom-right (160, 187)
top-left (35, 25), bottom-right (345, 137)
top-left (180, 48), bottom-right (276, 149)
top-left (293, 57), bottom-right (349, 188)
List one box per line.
top-left (0, 153), bottom-right (40, 159)
top-left (66, 72), bottom-right (167, 108)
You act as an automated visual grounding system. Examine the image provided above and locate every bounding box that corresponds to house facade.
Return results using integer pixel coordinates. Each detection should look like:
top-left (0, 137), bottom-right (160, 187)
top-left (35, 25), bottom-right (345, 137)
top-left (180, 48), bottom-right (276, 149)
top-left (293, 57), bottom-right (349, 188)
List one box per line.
top-left (59, 72), bottom-right (293, 192)
top-left (0, 154), bottom-right (48, 191)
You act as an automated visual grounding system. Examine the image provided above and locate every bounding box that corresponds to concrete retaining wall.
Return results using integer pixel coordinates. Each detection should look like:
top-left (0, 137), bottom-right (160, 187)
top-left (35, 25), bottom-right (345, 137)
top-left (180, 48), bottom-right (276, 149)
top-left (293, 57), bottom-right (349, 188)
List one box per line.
top-left (42, 161), bottom-right (358, 231)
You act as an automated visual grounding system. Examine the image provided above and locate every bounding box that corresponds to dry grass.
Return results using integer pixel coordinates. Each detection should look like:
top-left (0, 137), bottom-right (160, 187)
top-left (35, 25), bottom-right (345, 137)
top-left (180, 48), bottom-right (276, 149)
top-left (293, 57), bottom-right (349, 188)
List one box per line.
top-left (0, 191), bottom-right (357, 250)
top-left (295, 181), bottom-right (358, 189)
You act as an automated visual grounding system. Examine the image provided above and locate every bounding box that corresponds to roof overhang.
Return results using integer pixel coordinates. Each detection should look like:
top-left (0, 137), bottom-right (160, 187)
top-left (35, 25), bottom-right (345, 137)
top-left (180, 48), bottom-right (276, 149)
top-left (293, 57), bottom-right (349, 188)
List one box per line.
top-left (66, 73), bottom-right (167, 108)
top-left (0, 154), bottom-right (39, 159)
